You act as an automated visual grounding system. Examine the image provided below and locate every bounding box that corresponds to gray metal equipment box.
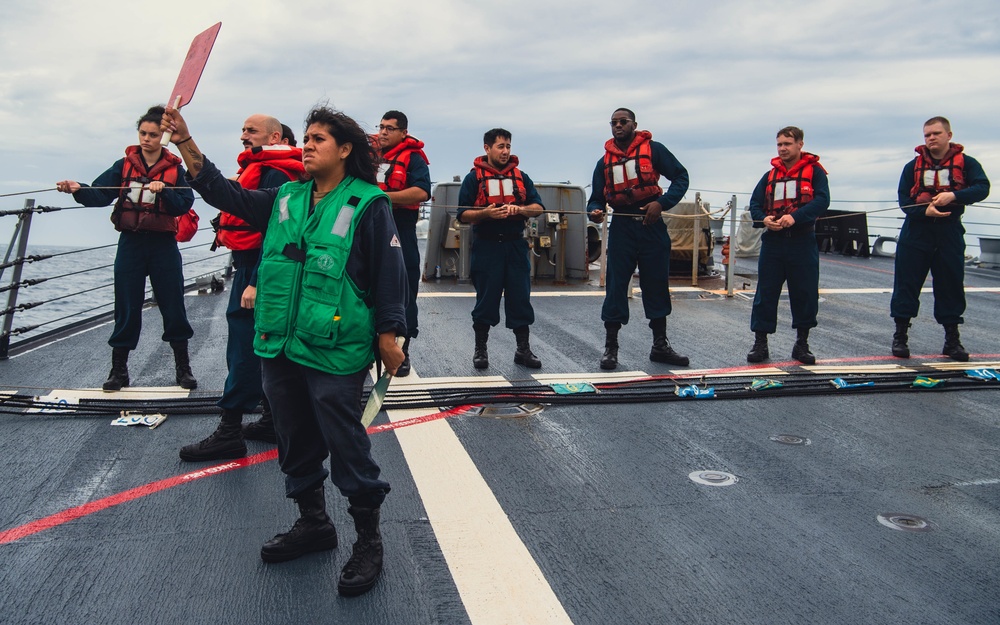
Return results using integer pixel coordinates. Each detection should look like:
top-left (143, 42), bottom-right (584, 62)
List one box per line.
top-left (423, 182), bottom-right (595, 282)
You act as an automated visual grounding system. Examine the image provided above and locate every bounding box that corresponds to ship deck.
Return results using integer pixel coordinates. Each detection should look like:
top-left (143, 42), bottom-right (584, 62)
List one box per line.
top-left (2, 252), bottom-right (999, 625)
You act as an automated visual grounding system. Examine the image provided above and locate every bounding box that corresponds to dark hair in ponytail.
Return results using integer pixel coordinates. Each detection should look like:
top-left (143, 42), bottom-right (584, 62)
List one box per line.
top-left (136, 105), bottom-right (166, 130)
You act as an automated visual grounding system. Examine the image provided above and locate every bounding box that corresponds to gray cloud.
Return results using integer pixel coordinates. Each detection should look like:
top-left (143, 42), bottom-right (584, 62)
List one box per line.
top-left (1, 0), bottom-right (997, 247)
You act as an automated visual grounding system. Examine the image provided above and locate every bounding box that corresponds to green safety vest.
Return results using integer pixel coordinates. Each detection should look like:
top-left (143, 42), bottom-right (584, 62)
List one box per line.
top-left (253, 176), bottom-right (386, 375)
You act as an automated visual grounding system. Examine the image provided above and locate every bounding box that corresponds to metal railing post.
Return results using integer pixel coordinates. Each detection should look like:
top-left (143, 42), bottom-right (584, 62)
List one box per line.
top-left (555, 217), bottom-right (568, 284)
top-left (1, 199), bottom-right (35, 359)
top-left (726, 196), bottom-right (738, 298)
top-left (691, 209), bottom-right (701, 288)
top-left (458, 222), bottom-right (472, 283)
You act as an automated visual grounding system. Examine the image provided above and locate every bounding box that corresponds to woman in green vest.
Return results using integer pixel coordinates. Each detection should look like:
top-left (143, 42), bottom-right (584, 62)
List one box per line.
top-left (162, 105), bottom-right (407, 598)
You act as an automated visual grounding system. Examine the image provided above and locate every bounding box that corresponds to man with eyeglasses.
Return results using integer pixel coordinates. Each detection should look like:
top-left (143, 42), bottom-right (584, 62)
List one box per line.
top-left (457, 128), bottom-right (544, 370)
top-left (587, 108), bottom-right (690, 370)
top-left (375, 111), bottom-right (430, 377)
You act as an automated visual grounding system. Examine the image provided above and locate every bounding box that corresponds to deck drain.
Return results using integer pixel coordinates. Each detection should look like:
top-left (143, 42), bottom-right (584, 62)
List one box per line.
top-left (455, 403), bottom-right (544, 419)
top-left (770, 434), bottom-right (811, 446)
top-left (877, 513), bottom-right (932, 532)
top-left (689, 471), bottom-right (738, 486)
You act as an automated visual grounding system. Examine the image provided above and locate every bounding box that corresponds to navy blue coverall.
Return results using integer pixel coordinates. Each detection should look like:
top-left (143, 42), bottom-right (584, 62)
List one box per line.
top-left (748, 167), bottom-right (830, 333)
top-left (586, 142), bottom-right (689, 324)
top-left (219, 167), bottom-right (291, 415)
top-left (388, 155), bottom-right (431, 339)
top-left (457, 171), bottom-right (544, 329)
top-left (890, 155), bottom-right (990, 325)
top-left (188, 156), bottom-right (407, 506)
top-left (72, 153), bottom-right (195, 350)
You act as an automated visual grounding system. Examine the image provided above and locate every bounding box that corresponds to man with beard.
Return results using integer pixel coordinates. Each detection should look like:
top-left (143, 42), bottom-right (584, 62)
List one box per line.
top-left (457, 128), bottom-right (544, 370)
top-left (180, 114), bottom-right (305, 461)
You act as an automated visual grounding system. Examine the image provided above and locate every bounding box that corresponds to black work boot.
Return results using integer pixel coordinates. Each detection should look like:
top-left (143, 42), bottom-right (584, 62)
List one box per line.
top-left (891, 318), bottom-right (911, 358)
top-left (746, 332), bottom-right (770, 363)
top-left (395, 337), bottom-right (411, 377)
top-left (261, 485), bottom-right (338, 563)
top-left (472, 323), bottom-right (489, 370)
top-left (600, 322), bottom-right (621, 370)
top-left (338, 506), bottom-right (384, 597)
top-left (102, 347), bottom-right (131, 391)
top-left (179, 409), bottom-right (247, 462)
top-left (513, 326), bottom-right (541, 368)
top-left (170, 340), bottom-right (198, 390)
top-left (648, 317), bottom-right (689, 367)
top-left (791, 327), bottom-right (816, 365)
top-left (942, 324), bottom-right (969, 362)
top-left (243, 397), bottom-right (277, 444)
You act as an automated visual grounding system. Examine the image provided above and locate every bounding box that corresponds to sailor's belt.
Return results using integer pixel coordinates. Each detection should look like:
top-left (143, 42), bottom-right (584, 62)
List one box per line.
top-left (475, 232), bottom-right (524, 242)
top-left (772, 224), bottom-right (815, 238)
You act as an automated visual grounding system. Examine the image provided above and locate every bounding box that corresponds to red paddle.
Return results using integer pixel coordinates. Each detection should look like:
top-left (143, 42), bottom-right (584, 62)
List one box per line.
top-left (160, 22), bottom-right (222, 146)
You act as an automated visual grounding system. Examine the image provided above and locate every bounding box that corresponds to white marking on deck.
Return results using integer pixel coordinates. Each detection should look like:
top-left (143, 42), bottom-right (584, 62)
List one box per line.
top-left (418, 286), bottom-right (1000, 299)
top-left (27, 387), bottom-right (192, 413)
top-left (385, 370), bottom-right (575, 625)
top-left (950, 478), bottom-right (1000, 488)
top-left (803, 364), bottom-right (917, 374)
top-left (926, 360), bottom-right (1000, 371)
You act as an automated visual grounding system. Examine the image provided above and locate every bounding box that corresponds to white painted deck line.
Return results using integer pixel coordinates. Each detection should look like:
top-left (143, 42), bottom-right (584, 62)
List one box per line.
top-left (27, 386), bottom-right (192, 413)
top-left (927, 360), bottom-right (1000, 370)
top-left (417, 285), bottom-right (1000, 299)
top-left (385, 370), bottom-right (574, 625)
top-left (531, 370), bottom-right (650, 384)
top-left (686, 367), bottom-right (788, 378)
top-left (803, 364), bottom-right (916, 374)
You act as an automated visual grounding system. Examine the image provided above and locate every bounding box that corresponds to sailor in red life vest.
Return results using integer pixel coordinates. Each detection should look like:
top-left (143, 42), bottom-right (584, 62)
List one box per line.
top-left (457, 128), bottom-right (545, 370)
top-left (890, 116), bottom-right (990, 361)
top-left (375, 111), bottom-right (430, 377)
top-left (746, 126), bottom-right (830, 364)
top-left (56, 105), bottom-right (197, 392)
top-left (587, 108), bottom-right (691, 370)
top-left (180, 114), bottom-right (306, 463)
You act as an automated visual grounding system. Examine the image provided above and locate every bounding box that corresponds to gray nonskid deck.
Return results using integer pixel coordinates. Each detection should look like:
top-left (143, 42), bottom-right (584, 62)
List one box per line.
top-left (1, 253), bottom-right (998, 625)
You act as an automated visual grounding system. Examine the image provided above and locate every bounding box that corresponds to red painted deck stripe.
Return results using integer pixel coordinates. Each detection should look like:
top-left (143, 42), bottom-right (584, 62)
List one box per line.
top-left (5, 351), bottom-right (998, 545)
top-left (0, 449), bottom-right (278, 545)
top-left (0, 406), bottom-right (475, 545)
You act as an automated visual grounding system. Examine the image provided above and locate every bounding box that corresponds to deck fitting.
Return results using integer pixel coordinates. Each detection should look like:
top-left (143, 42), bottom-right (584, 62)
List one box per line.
top-left (770, 434), bottom-right (811, 445)
top-left (457, 403), bottom-right (544, 419)
top-left (877, 513), bottom-right (933, 532)
top-left (689, 470), bottom-right (738, 486)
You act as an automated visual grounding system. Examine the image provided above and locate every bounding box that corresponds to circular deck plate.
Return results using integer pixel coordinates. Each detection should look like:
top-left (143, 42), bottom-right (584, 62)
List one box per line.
top-left (770, 434), bottom-right (811, 446)
top-left (877, 513), bottom-right (933, 532)
top-left (688, 470), bottom-right (738, 486)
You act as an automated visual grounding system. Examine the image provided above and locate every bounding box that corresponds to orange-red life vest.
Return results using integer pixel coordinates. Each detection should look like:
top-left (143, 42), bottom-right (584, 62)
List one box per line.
top-left (764, 152), bottom-right (826, 218)
top-left (910, 143), bottom-right (966, 204)
top-left (377, 135), bottom-right (429, 210)
top-left (602, 131), bottom-right (663, 208)
top-left (112, 146), bottom-right (182, 234)
top-left (472, 155), bottom-right (527, 207)
top-left (216, 145), bottom-right (305, 251)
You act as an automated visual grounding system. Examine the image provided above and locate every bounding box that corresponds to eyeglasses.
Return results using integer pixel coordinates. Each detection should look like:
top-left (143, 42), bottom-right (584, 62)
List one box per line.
top-left (378, 124), bottom-right (403, 132)
top-left (609, 118), bottom-right (632, 127)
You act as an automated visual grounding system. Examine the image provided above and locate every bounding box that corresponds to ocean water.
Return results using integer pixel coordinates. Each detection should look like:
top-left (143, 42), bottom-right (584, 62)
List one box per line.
top-left (3, 243), bottom-right (230, 342)
top-left (4, 206), bottom-right (997, 344)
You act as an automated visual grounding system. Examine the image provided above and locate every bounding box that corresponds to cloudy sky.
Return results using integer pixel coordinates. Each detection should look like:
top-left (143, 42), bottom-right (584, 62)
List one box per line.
top-left (1, 0), bottom-right (998, 247)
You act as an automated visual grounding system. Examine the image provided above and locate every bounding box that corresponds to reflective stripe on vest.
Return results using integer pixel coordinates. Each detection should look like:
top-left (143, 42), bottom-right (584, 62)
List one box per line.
top-left (602, 133), bottom-right (662, 208)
